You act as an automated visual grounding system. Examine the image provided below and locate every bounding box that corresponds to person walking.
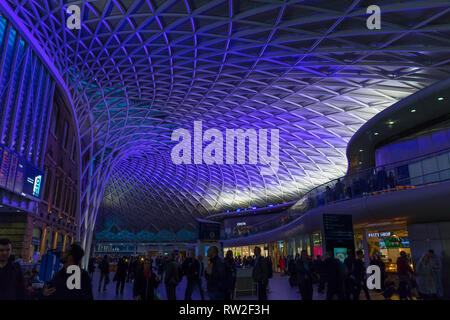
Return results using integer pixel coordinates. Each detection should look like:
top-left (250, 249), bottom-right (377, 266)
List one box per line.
top-left (295, 250), bottom-right (313, 300)
top-left (114, 256), bottom-right (128, 296)
top-left (205, 246), bottom-right (226, 300)
top-left (41, 243), bottom-right (93, 300)
top-left (252, 247), bottom-right (269, 301)
top-left (0, 239), bottom-right (25, 300)
top-left (164, 252), bottom-right (180, 300)
top-left (133, 258), bottom-right (160, 300)
top-left (98, 255), bottom-right (110, 292)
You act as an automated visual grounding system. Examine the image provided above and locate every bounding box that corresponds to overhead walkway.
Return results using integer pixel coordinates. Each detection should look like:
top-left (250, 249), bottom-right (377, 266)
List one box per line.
top-left (222, 147), bottom-right (450, 247)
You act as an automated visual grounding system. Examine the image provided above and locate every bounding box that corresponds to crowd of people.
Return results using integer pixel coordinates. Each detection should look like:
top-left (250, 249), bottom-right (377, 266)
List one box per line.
top-left (309, 166), bottom-right (399, 209)
top-left (0, 237), bottom-right (444, 300)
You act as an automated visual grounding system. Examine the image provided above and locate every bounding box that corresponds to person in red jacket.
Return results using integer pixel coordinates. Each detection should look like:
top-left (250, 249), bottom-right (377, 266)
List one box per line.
top-left (279, 256), bottom-right (286, 274)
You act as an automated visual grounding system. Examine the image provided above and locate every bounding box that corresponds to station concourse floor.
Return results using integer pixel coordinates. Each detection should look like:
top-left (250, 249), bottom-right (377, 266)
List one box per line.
top-left (92, 271), bottom-right (389, 301)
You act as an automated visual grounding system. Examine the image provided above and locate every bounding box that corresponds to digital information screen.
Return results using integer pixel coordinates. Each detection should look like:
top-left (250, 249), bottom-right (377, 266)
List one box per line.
top-left (0, 143), bottom-right (45, 199)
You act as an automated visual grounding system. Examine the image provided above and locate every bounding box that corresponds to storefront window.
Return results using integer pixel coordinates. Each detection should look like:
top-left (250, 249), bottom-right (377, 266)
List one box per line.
top-left (365, 229), bottom-right (411, 272)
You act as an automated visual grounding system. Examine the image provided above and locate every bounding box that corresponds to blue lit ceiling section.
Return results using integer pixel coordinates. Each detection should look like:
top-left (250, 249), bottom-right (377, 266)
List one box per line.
top-left (5, 0), bottom-right (450, 233)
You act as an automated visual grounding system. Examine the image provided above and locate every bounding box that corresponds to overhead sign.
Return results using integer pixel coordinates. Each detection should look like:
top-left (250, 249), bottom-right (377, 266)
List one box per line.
top-left (323, 214), bottom-right (354, 241)
top-left (197, 219), bottom-right (221, 241)
top-left (0, 143), bottom-right (45, 199)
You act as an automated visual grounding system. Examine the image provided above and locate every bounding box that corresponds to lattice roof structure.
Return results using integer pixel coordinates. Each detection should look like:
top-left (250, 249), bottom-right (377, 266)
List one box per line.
top-left (3, 1), bottom-right (450, 246)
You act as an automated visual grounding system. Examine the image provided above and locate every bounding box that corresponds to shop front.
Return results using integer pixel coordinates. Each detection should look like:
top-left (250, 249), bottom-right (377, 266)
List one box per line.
top-left (354, 220), bottom-right (413, 273)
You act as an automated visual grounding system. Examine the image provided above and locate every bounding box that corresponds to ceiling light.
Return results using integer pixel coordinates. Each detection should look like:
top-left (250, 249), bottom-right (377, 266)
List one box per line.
top-left (387, 121), bottom-right (394, 125)
top-left (438, 97), bottom-right (444, 101)
top-left (374, 132), bottom-right (379, 136)
top-left (359, 149), bottom-right (363, 152)
top-left (410, 109), bottom-right (416, 113)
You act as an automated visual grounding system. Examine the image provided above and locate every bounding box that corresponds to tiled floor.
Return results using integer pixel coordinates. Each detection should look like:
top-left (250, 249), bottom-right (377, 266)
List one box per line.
top-left (92, 271), bottom-right (389, 300)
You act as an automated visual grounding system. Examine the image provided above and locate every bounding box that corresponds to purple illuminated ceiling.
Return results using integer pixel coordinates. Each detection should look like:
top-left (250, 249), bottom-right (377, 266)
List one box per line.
top-left (5, 0), bottom-right (450, 233)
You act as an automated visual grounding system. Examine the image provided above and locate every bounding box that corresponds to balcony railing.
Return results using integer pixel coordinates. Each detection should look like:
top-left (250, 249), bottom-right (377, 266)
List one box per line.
top-left (224, 147), bottom-right (450, 240)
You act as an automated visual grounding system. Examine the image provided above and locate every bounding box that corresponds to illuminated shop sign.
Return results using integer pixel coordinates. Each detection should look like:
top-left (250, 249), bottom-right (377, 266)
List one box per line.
top-left (368, 232), bottom-right (391, 237)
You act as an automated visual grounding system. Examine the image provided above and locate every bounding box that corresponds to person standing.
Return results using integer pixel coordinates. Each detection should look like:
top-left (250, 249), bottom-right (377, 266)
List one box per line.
top-left (205, 246), bottom-right (226, 300)
top-left (397, 251), bottom-right (413, 300)
top-left (0, 239), bottom-right (25, 300)
top-left (287, 255), bottom-right (296, 287)
top-left (343, 250), bottom-right (356, 300)
top-left (428, 249), bottom-right (443, 298)
top-left (133, 258), bottom-right (160, 300)
top-left (182, 251), bottom-right (203, 300)
top-left (373, 254), bottom-right (386, 291)
top-left (296, 250), bottom-right (313, 300)
top-left (41, 244), bottom-right (93, 300)
top-left (324, 251), bottom-right (343, 300)
top-left (416, 254), bottom-right (437, 300)
top-left (224, 250), bottom-right (237, 300)
top-left (98, 255), bottom-right (110, 292)
top-left (352, 250), bottom-right (371, 300)
top-left (279, 256), bottom-right (285, 274)
top-left (252, 247), bottom-right (269, 301)
top-left (313, 255), bottom-right (326, 294)
top-left (114, 256), bottom-right (128, 296)
top-left (164, 252), bottom-right (180, 300)
top-left (87, 257), bottom-right (96, 279)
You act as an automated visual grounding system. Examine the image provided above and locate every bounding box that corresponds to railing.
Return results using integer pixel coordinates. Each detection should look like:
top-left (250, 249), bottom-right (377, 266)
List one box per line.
top-left (223, 147), bottom-right (450, 240)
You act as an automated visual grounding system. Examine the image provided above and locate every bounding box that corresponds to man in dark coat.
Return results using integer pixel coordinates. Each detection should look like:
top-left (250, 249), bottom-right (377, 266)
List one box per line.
top-left (296, 250), bottom-right (314, 300)
top-left (252, 247), bottom-right (269, 300)
top-left (0, 239), bottom-right (25, 300)
top-left (164, 252), bottom-right (180, 300)
top-left (114, 256), bottom-right (128, 295)
top-left (42, 243), bottom-right (93, 300)
top-left (313, 255), bottom-right (326, 293)
top-left (352, 250), bottom-right (371, 300)
top-left (205, 246), bottom-right (226, 300)
top-left (182, 251), bottom-right (203, 300)
top-left (324, 251), bottom-right (343, 300)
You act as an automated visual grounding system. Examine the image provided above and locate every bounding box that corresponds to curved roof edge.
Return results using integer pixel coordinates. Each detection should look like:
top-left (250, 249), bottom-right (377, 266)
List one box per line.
top-left (346, 78), bottom-right (450, 174)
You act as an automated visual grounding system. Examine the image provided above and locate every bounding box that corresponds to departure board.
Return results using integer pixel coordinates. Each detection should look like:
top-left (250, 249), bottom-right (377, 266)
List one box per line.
top-left (0, 143), bottom-right (44, 199)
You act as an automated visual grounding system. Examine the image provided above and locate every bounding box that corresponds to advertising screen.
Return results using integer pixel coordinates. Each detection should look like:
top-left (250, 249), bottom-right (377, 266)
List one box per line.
top-left (334, 248), bottom-right (347, 263)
